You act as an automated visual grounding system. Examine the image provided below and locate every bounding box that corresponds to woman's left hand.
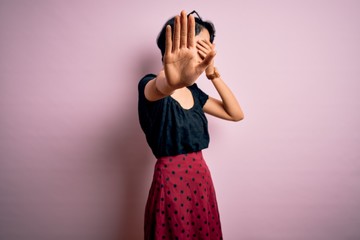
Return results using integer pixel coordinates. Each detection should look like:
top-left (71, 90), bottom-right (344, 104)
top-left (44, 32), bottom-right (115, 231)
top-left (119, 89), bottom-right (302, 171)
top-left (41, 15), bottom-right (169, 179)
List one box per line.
top-left (197, 39), bottom-right (216, 75)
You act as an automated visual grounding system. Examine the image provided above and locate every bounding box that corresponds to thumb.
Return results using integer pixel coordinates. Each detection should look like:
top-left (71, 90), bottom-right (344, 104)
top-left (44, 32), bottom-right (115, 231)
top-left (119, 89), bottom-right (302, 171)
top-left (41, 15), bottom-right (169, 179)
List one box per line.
top-left (197, 50), bottom-right (216, 71)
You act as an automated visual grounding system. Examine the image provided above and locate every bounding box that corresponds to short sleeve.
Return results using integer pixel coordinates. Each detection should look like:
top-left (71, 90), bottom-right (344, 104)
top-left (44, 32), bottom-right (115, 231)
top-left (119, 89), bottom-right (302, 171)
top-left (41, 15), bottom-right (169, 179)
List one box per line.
top-left (138, 74), bottom-right (157, 133)
top-left (138, 73), bottom-right (156, 102)
top-left (190, 83), bottom-right (209, 107)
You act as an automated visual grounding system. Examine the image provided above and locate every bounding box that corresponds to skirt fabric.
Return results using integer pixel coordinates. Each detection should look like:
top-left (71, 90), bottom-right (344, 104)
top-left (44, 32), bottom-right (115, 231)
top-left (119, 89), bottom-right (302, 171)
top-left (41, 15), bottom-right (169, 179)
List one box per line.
top-left (144, 151), bottom-right (223, 240)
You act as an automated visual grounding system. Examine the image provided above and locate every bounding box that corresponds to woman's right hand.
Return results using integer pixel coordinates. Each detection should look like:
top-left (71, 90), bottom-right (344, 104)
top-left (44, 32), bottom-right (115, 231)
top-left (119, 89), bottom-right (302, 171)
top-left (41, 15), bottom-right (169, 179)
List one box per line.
top-left (163, 10), bottom-right (216, 89)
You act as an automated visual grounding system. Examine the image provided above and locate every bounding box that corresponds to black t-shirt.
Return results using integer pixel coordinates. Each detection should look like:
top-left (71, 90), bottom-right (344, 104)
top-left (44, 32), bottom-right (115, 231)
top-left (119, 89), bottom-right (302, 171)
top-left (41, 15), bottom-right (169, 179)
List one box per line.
top-left (138, 74), bottom-right (210, 158)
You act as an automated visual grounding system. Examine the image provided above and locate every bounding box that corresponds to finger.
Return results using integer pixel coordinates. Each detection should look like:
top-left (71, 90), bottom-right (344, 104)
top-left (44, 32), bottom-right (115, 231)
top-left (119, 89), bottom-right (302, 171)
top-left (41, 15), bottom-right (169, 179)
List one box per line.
top-left (196, 40), bottom-right (207, 49)
top-left (197, 49), bottom-right (207, 59)
top-left (197, 41), bottom-right (213, 55)
top-left (197, 49), bottom-right (209, 60)
top-left (197, 50), bottom-right (216, 71)
top-left (173, 16), bottom-right (180, 51)
top-left (196, 42), bottom-right (209, 53)
top-left (180, 11), bottom-right (187, 48)
top-left (200, 39), bottom-right (214, 49)
top-left (187, 14), bottom-right (195, 48)
top-left (165, 25), bottom-right (172, 55)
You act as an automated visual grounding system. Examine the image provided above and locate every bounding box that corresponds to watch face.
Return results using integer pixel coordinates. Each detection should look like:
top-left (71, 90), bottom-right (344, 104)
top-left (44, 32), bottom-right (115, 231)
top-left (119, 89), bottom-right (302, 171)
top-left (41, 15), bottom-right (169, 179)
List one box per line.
top-left (206, 68), bottom-right (220, 80)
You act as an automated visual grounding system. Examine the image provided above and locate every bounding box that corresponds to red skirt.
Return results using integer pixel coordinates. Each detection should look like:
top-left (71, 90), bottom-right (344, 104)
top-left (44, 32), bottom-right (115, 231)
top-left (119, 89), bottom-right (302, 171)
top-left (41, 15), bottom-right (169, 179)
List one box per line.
top-left (144, 151), bottom-right (223, 240)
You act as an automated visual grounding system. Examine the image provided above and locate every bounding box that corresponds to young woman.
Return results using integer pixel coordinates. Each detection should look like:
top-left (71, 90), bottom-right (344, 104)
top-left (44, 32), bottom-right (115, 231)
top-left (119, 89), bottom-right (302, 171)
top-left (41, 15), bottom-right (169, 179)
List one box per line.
top-left (138, 10), bottom-right (244, 240)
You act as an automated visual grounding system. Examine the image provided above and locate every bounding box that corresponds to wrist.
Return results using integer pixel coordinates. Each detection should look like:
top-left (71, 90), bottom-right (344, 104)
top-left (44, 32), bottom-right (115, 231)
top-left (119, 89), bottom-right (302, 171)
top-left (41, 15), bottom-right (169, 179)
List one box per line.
top-left (206, 67), bottom-right (221, 80)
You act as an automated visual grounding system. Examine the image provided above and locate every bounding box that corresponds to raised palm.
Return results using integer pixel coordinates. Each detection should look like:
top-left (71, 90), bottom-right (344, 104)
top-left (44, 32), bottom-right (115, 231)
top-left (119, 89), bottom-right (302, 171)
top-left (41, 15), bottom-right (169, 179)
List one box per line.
top-left (163, 11), bottom-right (215, 88)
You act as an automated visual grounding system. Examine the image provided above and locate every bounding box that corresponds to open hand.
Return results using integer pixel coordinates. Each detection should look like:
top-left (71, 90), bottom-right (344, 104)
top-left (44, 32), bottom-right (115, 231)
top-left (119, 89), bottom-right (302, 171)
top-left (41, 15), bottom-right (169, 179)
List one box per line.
top-left (196, 39), bottom-right (216, 76)
top-left (163, 10), bottom-right (216, 88)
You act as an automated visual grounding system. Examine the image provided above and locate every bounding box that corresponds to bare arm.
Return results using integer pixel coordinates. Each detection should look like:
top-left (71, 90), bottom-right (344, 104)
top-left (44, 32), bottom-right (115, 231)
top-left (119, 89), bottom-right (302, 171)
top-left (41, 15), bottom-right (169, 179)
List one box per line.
top-left (144, 10), bottom-right (215, 102)
top-left (144, 70), bottom-right (172, 101)
top-left (203, 76), bottom-right (244, 122)
top-left (197, 39), bottom-right (244, 121)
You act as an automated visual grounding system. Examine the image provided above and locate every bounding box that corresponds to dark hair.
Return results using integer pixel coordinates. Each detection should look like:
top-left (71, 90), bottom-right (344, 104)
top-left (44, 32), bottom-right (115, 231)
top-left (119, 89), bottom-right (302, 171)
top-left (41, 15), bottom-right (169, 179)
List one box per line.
top-left (156, 12), bottom-right (216, 61)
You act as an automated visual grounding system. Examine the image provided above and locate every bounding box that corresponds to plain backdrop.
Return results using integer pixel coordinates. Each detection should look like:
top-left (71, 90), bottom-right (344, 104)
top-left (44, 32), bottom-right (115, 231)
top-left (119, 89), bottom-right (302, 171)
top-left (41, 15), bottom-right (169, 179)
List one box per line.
top-left (1, 0), bottom-right (360, 239)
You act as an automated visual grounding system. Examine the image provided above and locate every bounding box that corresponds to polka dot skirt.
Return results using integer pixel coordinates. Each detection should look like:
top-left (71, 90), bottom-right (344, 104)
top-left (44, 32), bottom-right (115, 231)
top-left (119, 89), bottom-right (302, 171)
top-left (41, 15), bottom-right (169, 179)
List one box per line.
top-left (144, 151), bottom-right (223, 240)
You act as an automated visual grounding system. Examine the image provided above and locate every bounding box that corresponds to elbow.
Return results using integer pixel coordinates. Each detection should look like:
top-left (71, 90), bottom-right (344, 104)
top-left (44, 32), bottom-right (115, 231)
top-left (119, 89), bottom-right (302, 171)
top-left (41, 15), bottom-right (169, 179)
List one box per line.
top-left (231, 113), bottom-right (244, 122)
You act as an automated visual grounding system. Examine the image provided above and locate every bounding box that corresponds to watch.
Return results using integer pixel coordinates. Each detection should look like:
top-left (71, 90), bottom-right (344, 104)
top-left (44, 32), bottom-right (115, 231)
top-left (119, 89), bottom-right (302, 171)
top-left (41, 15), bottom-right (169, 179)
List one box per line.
top-left (206, 67), bottom-right (221, 80)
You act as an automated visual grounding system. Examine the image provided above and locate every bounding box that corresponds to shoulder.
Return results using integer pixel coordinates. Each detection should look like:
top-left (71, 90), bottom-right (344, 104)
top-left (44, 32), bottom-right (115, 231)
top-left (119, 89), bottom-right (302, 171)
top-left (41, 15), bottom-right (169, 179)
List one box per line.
top-left (138, 73), bottom-right (157, 101)
top-left (188, 83), bottom-right (208, 96)
top-left (138, 73), bottom-right (156, 91)
top-left (188, 83), bottom-right (209, 107)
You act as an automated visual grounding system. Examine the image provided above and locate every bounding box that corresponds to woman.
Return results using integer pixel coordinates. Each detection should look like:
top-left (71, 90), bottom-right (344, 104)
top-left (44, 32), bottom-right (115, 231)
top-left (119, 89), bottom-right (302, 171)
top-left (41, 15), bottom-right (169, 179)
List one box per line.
top-left (138, 10), bottom-right (244, 240)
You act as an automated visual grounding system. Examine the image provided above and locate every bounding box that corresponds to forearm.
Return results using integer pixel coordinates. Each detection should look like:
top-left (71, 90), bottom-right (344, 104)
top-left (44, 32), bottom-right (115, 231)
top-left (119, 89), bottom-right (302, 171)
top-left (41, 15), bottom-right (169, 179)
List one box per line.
top-left (144, 70), bottom-right (176, 101)
top-left (145, 68), bottom-right (197, 102)
top-left (157, 67), bottom-right (199, 93)
top-left (154, 70), bottom-right (176, 96)
top-left (210, 76), bottom-right (244, 120)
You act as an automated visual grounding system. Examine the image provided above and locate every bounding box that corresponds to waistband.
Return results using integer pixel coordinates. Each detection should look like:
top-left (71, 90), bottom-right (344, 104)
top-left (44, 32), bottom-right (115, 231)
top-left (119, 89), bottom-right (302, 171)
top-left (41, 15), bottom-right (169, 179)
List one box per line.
top-left (156, 151), bottom-right (203, 162)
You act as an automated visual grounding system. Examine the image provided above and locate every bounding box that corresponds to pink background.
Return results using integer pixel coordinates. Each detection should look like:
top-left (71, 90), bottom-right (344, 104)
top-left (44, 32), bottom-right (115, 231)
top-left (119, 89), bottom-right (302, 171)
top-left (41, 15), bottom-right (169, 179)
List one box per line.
top-left (1, 0), bottom-right (360, 239)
